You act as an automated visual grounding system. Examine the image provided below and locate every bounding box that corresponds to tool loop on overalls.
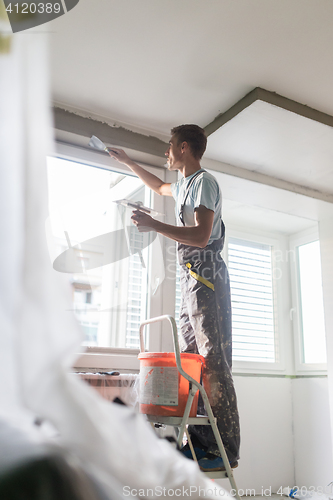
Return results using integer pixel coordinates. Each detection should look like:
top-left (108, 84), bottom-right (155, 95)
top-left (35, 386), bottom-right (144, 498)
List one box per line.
top-left (185, 263), bottom-right (215, 291)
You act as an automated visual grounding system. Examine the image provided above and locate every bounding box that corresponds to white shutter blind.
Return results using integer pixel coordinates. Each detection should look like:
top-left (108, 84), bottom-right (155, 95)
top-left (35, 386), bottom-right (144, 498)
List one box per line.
top-left (175, 263), bottom-right (182, 331)
top-left (125, 228), bottom-right (146, 348)
top-left (174, 237), bottom-right (276, 363)
top-left (228, 237), bottom-right (276, 362)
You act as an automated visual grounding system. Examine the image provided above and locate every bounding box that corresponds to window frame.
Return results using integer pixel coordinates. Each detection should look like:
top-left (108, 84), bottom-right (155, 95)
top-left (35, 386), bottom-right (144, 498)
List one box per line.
top-left (289, 226), bottom-right (327, 375)
top-left (51, 142), bottom-right (173, 371)
top-left (225, 226), bottom-right (288, 375)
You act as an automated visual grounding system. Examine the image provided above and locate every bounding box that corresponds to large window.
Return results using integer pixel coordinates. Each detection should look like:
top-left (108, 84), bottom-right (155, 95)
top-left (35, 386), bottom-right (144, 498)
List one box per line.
top-left (174, 236), bottom-right (277, 364)
top-left (289, 230), bottom-right (327, 371)
top-left (297, 240), bottom-right (326, 364)
top-left (46, 156), bottom-right (152, 349)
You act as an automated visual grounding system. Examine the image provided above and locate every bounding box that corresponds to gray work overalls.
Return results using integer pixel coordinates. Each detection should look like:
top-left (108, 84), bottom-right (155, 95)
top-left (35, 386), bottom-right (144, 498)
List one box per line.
top-left (177, 170), bottom-right (240, 463)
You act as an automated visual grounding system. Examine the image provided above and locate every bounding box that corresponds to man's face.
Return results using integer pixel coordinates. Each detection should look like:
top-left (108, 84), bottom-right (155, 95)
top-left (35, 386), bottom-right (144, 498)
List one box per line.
top-left (165, 135), bottom-right (183, 171)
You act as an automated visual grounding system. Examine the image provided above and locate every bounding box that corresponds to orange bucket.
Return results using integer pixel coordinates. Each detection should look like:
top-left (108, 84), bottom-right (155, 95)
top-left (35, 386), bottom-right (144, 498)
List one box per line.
top-left (138, 352), bottom-right (204, 417)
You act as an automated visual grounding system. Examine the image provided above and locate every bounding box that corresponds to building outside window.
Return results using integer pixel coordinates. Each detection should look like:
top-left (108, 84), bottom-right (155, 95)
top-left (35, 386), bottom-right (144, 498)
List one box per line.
top-left (46, 156), bottom-right (151, 349)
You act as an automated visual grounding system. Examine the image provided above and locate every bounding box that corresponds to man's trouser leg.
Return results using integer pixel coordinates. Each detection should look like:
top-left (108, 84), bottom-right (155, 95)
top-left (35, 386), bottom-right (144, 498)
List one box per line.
top-left (179, 260), bottom-right (240, 463)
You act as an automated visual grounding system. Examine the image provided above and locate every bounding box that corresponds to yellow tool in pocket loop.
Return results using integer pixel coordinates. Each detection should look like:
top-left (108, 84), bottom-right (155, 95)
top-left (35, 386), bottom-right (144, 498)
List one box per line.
top-left (185, 263), bottom-right (215, 291)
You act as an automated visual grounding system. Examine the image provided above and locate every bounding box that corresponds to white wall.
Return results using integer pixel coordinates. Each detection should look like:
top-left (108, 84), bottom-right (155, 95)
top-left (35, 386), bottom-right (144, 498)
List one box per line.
top-left (216, 375), bottom-right (294, 494)
top-left (292, 377), bottom-right (333, 488)
top-left (216, 376), bottom-right (332, 494)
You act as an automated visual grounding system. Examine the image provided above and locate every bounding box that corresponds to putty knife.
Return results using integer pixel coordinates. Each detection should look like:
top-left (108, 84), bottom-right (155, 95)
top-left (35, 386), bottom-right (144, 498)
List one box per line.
top-left (114, 199), bottom-right (163, 217)
top-left (88, 135), bottom-right (111, 153)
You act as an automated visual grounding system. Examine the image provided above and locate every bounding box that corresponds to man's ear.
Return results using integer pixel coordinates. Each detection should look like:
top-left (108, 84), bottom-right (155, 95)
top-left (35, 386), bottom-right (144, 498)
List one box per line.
top-left (181, 141), bottom-right (188, 152)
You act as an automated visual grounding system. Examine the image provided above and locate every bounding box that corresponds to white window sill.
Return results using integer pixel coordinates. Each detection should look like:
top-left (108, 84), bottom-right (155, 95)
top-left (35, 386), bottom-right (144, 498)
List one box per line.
top-left (74, 348), bottom-right (141, 372)
top-left (232, 360), bottom-right (286, 376)
top-left (294, 363), bottom-right (327, 376)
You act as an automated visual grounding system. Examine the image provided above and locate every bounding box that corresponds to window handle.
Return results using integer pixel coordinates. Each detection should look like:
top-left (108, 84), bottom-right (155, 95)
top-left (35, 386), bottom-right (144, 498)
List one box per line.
top-left (290, 308), bottom-right (296, 321)
top-left (152, 277), bottom-right (160, 295)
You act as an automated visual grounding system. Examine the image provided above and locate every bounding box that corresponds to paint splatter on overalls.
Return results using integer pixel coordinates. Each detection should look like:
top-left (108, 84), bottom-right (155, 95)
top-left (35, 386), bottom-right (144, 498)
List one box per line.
top-left (177, 173), bottom-right (240, 463)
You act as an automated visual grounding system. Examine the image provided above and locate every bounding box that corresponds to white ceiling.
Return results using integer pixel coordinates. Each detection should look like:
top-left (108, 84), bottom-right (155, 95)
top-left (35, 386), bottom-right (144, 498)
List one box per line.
top-left (49, 0), bottom-right (333, 136)
top-left (206, 100), bottom-right (333, 195)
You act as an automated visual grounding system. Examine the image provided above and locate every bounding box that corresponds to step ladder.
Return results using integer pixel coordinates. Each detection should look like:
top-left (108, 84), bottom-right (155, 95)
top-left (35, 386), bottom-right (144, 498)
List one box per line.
top-left (139, 315), bottom-right (241, 500)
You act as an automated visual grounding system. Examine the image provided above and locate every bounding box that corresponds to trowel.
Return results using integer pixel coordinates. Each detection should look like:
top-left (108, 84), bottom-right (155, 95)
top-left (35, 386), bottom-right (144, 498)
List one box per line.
top-left (88, 135), bottom-right (115, 153)
top-left (114, 199), bottom-right (163, 217)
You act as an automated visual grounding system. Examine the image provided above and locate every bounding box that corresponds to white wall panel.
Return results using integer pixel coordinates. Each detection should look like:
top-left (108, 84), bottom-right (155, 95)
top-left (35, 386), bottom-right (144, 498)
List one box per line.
top-left (292, 378), bottom-right (333, 488)
top-left (216, 376), bottom-right (294, 493)
top-left (319, 214), bottom-right (333, 456)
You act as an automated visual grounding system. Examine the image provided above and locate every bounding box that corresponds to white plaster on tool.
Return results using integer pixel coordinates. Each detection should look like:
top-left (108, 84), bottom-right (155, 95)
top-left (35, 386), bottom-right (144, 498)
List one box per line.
top-left (113, 199), bottom-right (163, 217)
top-left (88, 135), bottom-right (109, 152)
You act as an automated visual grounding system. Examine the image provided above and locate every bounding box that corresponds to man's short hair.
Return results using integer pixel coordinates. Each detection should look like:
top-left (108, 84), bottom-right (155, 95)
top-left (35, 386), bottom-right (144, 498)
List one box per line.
top-left (171, 124), bottom-right (207, 160)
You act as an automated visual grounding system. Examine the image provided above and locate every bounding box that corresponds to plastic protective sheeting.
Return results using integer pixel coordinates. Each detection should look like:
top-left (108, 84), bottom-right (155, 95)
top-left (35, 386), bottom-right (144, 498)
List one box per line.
top-left (0, 29), bottom-right (233, 500)
top-left (0, 418), bottom-right (117, 500)
top-left (79, 373), bottom-right (140, 408)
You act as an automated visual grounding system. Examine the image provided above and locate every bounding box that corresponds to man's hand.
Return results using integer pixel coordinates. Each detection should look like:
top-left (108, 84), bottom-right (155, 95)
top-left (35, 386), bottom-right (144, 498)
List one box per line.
top-left (131, 210), bottom-right (156, 232)
top-left (106, 147), bottom-right (172, 196)
top-left (107, 147), bottom-right (131, 165)
top-left (134, 205), bottom-right (214, 247)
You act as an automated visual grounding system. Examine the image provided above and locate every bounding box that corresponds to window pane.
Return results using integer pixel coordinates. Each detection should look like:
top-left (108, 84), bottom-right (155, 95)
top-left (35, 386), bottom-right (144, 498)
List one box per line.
top-left (228, 238), bottom-right (276, 363)
top-left (298, 241), bottom-right (327, 364)
top-left (46, 157), bottom-right (151, 349)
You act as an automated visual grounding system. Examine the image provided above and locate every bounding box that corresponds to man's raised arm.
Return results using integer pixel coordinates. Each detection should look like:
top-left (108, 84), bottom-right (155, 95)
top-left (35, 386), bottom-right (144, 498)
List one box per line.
top-left (108, 147), bottom-right (172, 196)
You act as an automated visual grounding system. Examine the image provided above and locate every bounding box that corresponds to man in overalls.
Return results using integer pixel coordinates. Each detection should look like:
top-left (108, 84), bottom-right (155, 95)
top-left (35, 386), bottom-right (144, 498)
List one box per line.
top-left (108, 124), bottom-right (240, 472)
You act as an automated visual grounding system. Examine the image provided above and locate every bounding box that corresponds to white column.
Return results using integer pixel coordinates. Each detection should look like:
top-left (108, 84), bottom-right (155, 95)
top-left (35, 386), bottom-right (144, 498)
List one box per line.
top-left (318, 209), bottom-right (333, 453)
